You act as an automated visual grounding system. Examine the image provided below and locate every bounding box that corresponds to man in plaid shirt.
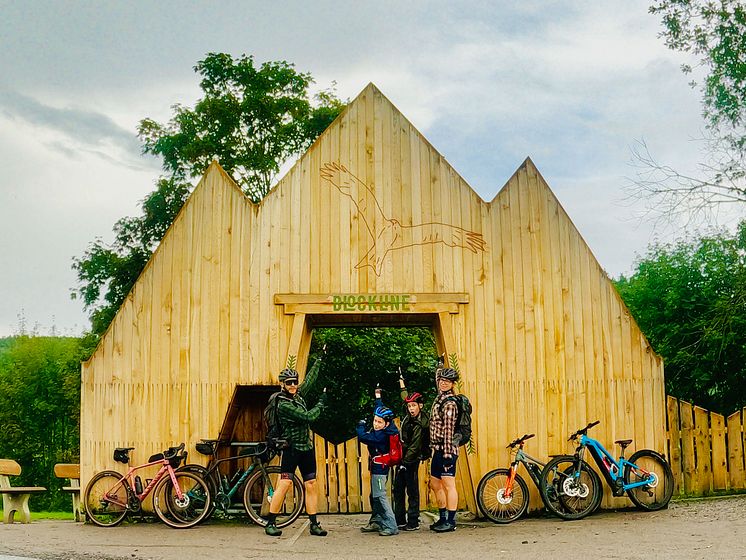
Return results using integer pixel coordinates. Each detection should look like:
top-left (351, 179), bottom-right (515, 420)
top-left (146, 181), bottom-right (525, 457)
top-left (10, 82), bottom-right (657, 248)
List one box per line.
top-left (428, 367), bottom-right (461, 533)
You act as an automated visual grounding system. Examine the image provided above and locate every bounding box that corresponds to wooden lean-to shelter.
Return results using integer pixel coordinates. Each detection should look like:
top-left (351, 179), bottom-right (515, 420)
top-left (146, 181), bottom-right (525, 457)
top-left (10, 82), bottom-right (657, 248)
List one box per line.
top-left (81, 83), bottom-right (666, 513)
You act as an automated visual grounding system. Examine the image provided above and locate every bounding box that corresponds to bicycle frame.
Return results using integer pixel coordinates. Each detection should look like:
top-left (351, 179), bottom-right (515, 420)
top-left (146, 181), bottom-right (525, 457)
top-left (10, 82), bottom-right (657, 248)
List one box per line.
top-left (104, 459), bottom-right (183, 507)
top-left (578, 435), bottom-right (653, 492)
top-left (510, 448), bottom-right (546, 491)
top-left (205, 455), bottom-right (261, 506)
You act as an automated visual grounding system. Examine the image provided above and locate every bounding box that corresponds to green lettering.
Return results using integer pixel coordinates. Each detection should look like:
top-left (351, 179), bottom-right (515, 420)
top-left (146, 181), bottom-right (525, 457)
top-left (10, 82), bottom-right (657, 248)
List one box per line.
top-left (401, 294), bottom-right (411, 311)
top-left (332, 295), bottom-right (342, 311)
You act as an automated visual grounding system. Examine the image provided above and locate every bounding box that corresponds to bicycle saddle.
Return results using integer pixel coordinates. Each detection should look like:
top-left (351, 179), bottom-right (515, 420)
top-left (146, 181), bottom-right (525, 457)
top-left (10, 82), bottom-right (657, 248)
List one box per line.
top-left (615, 439), bottom-right (633, 449)
top-left (113, 447), bottom-right (134, 464)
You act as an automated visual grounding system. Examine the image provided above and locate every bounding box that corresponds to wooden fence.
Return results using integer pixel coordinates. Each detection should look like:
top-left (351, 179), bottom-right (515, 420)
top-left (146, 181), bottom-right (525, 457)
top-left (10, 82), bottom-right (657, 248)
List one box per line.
top-left (311, 433), bottom-right (473, 513)
top-left (666, 395), bottom-right (746, 496)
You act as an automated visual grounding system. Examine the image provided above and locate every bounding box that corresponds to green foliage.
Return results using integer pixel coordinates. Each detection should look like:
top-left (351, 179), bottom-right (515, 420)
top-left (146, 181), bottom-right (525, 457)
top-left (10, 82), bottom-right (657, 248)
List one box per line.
top-left (286, 354), bottom-right (297, 370)
top-left (307, 328), bottom-right (439, 444)
top-left (614, 221), bottom-right (746, 412)
top-left (138, 53), bottom-right (345, 203)
top-left (651, 0), bottom-right (746, 131)
top-left (0, 334), bottom-right (97, 510)
top-left (75, 53), bottom-right (345, 335)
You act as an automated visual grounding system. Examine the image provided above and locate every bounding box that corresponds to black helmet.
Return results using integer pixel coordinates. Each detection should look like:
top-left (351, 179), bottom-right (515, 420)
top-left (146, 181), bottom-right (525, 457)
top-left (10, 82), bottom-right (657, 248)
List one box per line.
top-left (278, 368), bottom-right (299, 383)
top-left (437, 368), bottom-right (459, 382)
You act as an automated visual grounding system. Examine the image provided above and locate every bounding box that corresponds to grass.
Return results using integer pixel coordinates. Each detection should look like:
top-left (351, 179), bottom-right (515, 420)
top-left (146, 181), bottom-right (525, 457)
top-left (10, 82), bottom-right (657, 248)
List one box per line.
top-left (0, 509), bottom-right (75, 521)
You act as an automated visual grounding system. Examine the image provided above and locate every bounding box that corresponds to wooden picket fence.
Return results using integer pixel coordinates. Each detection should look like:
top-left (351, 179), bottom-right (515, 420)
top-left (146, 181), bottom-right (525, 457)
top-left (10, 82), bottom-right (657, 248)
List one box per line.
top-left (311, 433), bottom-right (474, 513)
top-left (666, 395), bottom-right (746, 496)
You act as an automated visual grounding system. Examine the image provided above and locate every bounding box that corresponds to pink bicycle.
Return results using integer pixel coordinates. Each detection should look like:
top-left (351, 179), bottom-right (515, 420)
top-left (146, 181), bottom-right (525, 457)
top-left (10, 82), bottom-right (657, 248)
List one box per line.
top-left (83, 443), bottom-right (211, 528)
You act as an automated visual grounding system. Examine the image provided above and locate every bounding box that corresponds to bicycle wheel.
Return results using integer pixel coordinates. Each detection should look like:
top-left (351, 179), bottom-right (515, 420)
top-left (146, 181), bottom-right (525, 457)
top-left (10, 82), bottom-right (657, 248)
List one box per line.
top-left (176, 464), bottom-right (217, 521)
top-left (476, 468), bottom-right (530, 524)
top-left (624, 450), bottom-right (674, 511)
top-left (243, 466), bottom-right (304, 528)
top-left (540, 455), bottom-right (600, 520)
top-left (153, 471), bottom-right (212, 528)
top-left (83, 470), bottom-right (129, 527)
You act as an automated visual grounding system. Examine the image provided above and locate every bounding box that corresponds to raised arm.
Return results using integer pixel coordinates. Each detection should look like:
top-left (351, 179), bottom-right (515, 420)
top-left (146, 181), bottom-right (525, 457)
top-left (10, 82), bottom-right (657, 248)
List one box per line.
top-left (298, 357), bottom-right (322, 399)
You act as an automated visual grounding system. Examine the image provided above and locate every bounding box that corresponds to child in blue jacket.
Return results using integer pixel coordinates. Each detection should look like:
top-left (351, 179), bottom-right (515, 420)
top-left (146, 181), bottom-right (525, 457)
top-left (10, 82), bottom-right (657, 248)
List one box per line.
top-left (357, 389), bottom-right (400, 536)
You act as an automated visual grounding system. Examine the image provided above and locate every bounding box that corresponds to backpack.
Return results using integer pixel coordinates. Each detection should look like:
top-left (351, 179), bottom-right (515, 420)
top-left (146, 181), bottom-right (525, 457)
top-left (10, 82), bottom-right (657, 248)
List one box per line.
top-left (372, 433), bottom-right (403, 467)
top-left (447, 394), bottom-right (472, 447)
top-left (264, 392), bottom-right (290, 450)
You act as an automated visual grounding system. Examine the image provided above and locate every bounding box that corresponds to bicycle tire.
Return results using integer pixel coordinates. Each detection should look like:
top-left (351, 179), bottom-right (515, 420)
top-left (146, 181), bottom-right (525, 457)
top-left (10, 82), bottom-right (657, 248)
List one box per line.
top-left (624, 449), bottom-right (674, 511)
top-left (83, 470), bottom-right (129, 527)
top-left (539, 455), bottom-right (600, 521)
top-left (476, 468), bottom-right (530, 524)
top-left (153, 471), bottom-right (212, 528)
top-left (242, 465), bottom-right (304, 528)
top-left (176, 463), bottom-right (217, 521)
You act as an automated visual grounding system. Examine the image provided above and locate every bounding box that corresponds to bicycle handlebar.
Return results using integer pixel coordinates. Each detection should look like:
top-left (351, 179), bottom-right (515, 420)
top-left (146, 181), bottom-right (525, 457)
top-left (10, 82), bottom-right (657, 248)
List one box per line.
top-left (568, 420), bottom-right (600, 441)
top-left (507, 433), bottom-right (535, 449)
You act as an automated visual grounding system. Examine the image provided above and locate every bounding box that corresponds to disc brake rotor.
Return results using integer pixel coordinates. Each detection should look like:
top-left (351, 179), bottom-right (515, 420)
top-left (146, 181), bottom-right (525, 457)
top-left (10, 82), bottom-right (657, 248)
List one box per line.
top-left (496, 488), bottom-right (513, 505)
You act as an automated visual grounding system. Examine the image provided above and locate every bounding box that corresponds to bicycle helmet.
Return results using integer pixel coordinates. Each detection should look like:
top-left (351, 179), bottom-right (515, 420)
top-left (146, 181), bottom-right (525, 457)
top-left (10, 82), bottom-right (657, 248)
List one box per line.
top-left (437, 368), bottom-right (459, 382)
top-left (278, 368), bottom-right (299, 383)
top-left (374, 405), bottom-right (395, 421)
top-left (404, 392), bottom-right (423, 404)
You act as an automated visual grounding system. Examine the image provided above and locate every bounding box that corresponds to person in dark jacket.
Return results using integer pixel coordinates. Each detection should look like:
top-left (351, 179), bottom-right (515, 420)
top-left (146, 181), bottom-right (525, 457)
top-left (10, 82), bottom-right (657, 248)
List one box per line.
top-left (357, 390), bottom-right (400, 536)
top-left (393, 374), bottom-right (430, 530)
top-left (265, 358), bottom-right (328, 537)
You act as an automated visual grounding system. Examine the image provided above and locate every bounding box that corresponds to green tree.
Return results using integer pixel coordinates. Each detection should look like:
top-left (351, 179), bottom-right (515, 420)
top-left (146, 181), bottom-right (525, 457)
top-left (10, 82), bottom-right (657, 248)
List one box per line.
top-left (74, 53), bottom-right (345, 336)
top-left (307, 327), bottom-right (439, 444)
top-left (631, 1), bottom-right (746, 220)
top-left (614, 221), bottom-right (746, 412)
top-left (0, 334), bottom-right (97, 510)
top-left (138, 53), bottom-right (345, 203)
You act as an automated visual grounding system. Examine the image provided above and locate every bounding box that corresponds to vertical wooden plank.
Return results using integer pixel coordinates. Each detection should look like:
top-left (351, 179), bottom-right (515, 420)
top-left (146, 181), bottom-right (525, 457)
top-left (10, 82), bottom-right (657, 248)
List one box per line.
top-left (326, 440), bottom-right (339, 513)
top-left (314, 435), bottom-right (329, 513)
top-left (680, 401), bottom-right (695, 494)
top-left (666, 396), bottom-right (683, 496)
top-left (359, 441), bottom-right (372, 512)
top-left (726, 410), bottom-right (745, 490)
top-left (693, 406), bottom-right (712, 494)
top-left (710, 412), bottom-right (727, 491)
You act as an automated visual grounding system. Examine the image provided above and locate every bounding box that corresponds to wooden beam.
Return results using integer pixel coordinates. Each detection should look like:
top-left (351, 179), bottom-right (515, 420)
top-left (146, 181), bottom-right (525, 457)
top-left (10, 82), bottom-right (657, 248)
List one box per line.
top-left (274, 293), bottom-right (469, 315)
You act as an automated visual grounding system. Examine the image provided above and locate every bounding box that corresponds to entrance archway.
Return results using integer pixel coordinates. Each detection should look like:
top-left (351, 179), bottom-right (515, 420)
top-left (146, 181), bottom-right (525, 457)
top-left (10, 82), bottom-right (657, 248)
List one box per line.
top-left (273, 293), bottom-right (476, 513)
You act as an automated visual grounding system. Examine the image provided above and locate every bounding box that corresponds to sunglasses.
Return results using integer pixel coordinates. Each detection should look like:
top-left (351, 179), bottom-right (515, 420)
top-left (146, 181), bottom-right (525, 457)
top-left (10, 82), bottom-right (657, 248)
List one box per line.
top-left (284, 379), bottom-right (299, 386)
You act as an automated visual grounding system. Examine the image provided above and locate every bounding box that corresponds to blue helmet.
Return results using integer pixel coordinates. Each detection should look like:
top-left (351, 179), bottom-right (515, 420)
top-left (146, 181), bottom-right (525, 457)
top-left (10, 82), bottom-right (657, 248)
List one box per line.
top-left (374, 405), bottom-right (394, 421)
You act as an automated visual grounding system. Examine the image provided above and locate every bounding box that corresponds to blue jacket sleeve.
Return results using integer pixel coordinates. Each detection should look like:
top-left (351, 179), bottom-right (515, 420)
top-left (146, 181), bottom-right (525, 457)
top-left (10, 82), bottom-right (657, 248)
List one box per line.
top-left (357, 426), bottom-right (388, 446)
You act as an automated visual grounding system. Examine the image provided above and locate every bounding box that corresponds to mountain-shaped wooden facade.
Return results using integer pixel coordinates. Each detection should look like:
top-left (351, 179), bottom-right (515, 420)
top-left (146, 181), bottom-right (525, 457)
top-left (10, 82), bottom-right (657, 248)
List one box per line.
top-left (81, 83), bottom-right (666, 512)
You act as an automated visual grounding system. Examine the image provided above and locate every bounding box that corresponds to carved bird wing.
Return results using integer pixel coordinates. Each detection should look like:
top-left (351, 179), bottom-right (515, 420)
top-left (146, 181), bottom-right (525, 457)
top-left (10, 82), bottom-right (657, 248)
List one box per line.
top-left (320, 162), bottom-right (389, 240)
top-left (400, 222), bottom-right (487, 253)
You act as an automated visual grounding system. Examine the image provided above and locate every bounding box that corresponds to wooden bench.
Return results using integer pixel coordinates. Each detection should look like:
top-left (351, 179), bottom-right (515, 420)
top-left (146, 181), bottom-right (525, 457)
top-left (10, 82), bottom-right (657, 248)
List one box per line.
top-left (54, 463), bottom-right (81, 522)
top-left (0, 459), bottom-right (46, 524)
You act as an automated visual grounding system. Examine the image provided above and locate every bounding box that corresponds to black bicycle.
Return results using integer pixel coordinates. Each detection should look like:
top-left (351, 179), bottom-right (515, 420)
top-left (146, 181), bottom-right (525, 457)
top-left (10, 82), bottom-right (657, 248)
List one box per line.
top-left (476, 434), bottom-right (601, 523)
top-left (177, 439), bottom-right (304, 527)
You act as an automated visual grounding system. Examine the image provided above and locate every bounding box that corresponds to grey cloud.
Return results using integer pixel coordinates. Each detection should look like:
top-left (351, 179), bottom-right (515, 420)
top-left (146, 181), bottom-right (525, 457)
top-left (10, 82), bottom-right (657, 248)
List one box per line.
top-left (0, 89), bottom-right (155, 170)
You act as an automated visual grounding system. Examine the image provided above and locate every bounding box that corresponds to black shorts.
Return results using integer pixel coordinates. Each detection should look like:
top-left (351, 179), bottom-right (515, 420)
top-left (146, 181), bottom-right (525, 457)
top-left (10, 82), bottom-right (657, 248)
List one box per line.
top-left (280, 448), bottom-right (317, 482)
top-left (430, 450), bottom-right (457, 478)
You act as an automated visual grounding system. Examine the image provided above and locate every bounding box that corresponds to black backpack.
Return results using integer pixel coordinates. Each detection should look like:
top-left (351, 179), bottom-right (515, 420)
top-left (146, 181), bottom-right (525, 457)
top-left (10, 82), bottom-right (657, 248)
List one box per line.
top-left (447, 394), bottom-right (473, 447)
top-left (264, 392), bottom-right (289, 450)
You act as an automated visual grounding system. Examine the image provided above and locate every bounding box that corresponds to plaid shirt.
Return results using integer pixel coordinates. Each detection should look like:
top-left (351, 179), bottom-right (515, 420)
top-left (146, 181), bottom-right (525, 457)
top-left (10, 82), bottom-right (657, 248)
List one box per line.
top-left (429, 390), bottom-right (459, 458)
top-left (276, 358), bottom-right (323, 452)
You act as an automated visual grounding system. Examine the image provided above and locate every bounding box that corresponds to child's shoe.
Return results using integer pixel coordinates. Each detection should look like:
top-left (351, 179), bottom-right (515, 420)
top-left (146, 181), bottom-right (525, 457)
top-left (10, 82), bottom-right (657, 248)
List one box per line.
top-left (360, 522), bottom-right (381, 533)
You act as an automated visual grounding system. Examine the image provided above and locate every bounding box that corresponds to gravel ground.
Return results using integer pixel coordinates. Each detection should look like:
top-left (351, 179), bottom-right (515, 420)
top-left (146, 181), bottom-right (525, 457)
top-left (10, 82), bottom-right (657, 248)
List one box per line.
top-left (1, 495), bottom-right (745, 560)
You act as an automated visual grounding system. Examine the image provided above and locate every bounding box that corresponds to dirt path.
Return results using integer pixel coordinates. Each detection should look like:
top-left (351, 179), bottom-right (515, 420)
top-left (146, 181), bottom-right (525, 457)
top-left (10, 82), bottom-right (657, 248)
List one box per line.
top-left (1, 496), bottom-right (745, 560)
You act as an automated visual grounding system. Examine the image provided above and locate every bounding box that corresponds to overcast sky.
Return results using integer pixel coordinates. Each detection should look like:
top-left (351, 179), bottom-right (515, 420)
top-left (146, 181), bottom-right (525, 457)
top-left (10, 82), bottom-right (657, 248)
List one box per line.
top-left (0, 1), bottom-right (712, 337)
